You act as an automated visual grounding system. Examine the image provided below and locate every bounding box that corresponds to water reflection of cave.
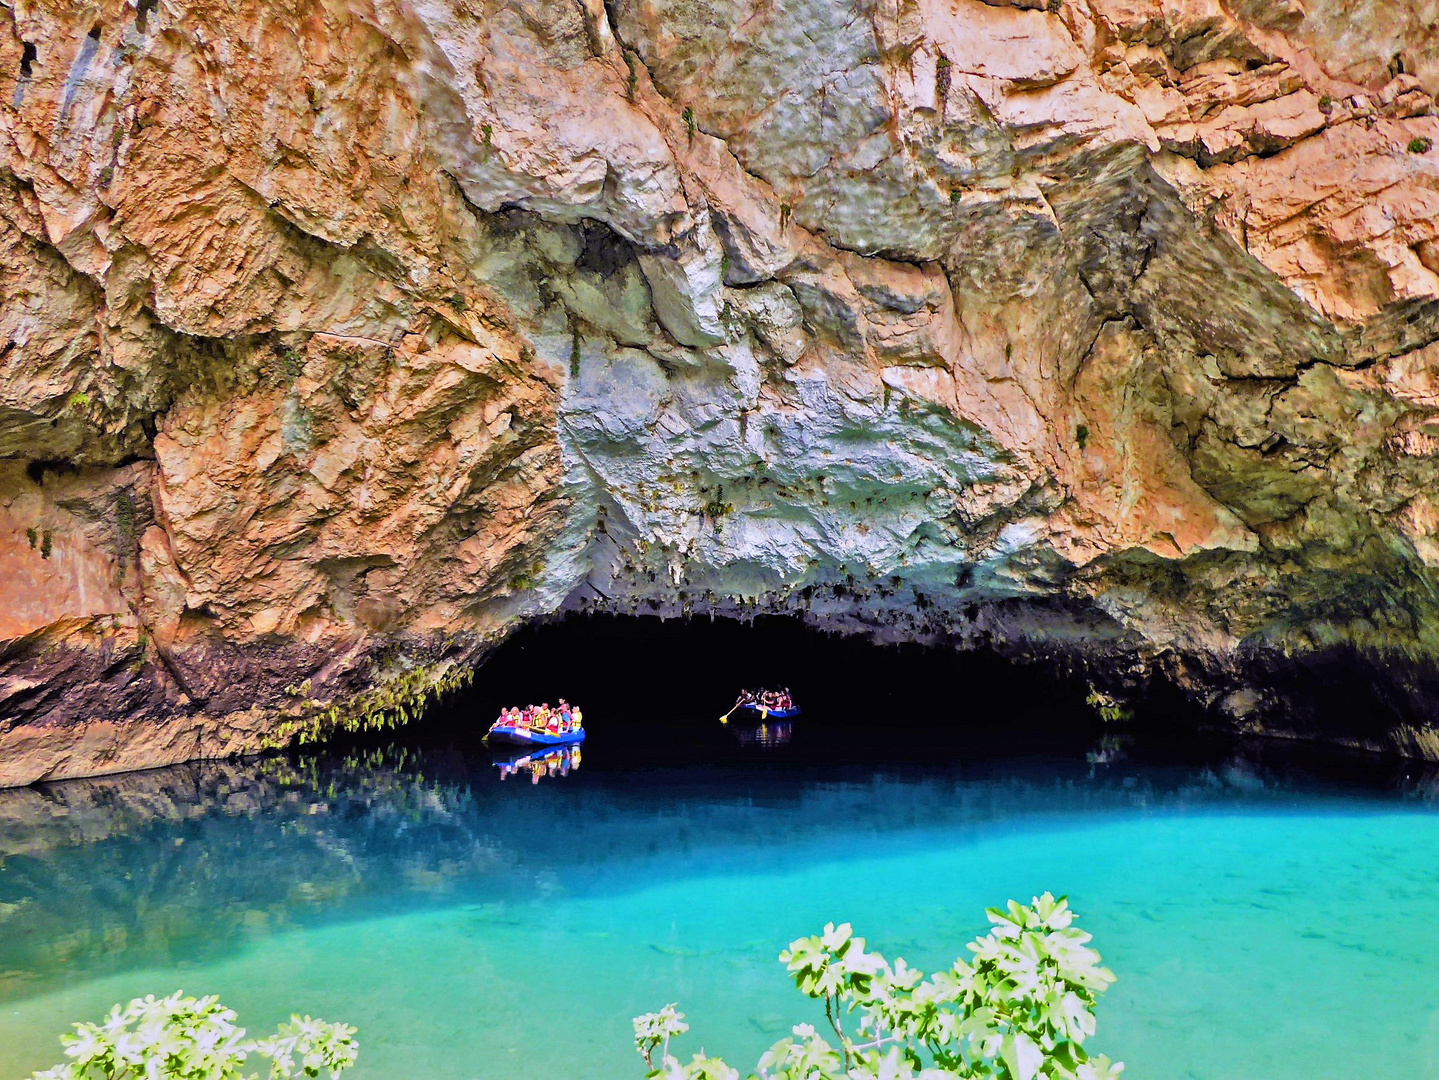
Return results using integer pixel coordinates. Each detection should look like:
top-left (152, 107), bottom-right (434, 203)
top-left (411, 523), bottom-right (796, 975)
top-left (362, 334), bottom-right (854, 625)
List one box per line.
top-left (2, 735), bottom-right (1435, 1002)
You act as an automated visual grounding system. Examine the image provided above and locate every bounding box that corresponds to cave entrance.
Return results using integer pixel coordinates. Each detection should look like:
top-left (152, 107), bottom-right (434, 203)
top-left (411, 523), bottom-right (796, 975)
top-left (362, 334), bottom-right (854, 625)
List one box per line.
top-left (396, 614), bottom-right (1159, 770)
top-left (314, 613), bottom-right (1428, 790)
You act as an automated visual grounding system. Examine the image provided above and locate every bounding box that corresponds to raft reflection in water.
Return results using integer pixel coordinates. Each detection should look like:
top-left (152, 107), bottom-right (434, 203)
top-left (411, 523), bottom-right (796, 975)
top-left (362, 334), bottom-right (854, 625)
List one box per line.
top-left (491, 743), bottom-right (582, 784)
top-left (730, 721), bottom-right (793, 749)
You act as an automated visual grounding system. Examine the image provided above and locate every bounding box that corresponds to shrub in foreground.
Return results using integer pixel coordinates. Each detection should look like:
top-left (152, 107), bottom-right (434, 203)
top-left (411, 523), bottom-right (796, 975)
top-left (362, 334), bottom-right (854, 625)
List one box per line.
top-left (634, 892), bottom-right (1121, 1080)
top-left (29, 991), bottom-right (357, 1080)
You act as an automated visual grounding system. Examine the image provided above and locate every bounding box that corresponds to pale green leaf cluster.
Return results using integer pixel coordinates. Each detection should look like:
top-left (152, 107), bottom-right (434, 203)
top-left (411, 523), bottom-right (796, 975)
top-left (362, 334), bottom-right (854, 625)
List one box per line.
top-left (635, 894), bottom-right (1122, 1080)
top-left (635, 1004), bottom-right (693, 1071)
top-left (29, 992), bottom-right (358, 1080)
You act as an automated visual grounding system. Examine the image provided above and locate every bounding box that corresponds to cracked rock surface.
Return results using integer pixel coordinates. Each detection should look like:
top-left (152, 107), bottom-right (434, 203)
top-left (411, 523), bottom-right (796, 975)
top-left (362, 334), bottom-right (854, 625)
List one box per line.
top-left (2, 0), bottom-right (1439, 784)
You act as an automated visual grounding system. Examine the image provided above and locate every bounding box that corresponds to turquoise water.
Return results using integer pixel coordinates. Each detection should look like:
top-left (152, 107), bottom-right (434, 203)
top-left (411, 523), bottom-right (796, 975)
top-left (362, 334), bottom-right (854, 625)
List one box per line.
top-left (2, 744), bottom-right (1439, 1079)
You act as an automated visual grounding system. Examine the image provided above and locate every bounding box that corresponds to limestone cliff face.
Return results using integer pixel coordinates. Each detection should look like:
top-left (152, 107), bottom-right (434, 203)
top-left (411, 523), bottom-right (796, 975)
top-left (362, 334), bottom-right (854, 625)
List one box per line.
top-left (2, 0), bottom-right (1439, 784)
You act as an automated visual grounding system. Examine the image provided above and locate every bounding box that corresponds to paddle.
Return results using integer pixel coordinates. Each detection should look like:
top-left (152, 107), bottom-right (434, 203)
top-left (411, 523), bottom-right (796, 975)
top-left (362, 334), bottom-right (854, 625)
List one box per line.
top-left (720, 699), bottom-right (769, 724)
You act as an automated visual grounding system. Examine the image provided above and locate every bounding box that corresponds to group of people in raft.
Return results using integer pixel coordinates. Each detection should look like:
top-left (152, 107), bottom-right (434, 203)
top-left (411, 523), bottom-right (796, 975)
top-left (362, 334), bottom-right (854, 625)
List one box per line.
top-left (494, 699), bottom-right (583, 734)
top-left (734, 687), bottom-right (795, 711)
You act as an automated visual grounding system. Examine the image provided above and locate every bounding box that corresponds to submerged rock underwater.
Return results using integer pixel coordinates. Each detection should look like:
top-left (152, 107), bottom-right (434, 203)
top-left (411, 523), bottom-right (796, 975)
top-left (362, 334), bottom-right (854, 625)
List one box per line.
top-left (2, 0), bottom-right (1439, 782)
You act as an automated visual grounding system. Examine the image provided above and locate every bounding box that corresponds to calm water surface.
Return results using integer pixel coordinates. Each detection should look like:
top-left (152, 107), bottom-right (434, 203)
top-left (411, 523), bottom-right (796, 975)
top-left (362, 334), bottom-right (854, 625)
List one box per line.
top-left (2, 719), bottom-right (1439, 1080)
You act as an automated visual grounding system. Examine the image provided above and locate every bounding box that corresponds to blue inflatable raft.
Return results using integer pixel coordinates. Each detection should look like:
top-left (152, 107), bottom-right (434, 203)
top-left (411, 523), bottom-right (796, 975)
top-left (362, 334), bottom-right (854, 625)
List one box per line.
top-left (485, 725), bottom-right (586, 747)
top-left (731, 702), bottom-right (801, 720)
